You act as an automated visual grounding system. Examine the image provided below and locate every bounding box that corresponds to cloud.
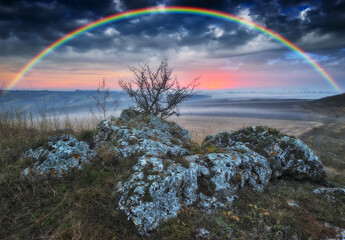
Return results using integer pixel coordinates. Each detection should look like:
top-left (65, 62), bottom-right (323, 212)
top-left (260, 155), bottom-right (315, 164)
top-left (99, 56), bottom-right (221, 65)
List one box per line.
top-left (104, 27), bottom-right (119, 37)
top-left (207, 25), bottom-right (224, 38)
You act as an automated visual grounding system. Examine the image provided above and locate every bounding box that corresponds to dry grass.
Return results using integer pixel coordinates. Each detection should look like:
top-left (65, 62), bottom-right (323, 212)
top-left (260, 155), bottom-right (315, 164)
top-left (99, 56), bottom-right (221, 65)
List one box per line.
top-left (0, 108), bottom-right (141, 239)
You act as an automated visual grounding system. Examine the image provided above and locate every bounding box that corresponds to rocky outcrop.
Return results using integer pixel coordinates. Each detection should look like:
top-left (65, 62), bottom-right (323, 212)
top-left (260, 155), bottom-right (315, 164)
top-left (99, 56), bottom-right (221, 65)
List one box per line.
top-left (202, 126), bottom-right (326, 182)
top-left (93, 109), bottom-right (190, 159)
top-left (21, 110), bottom-right (327, 236)
top-left (95, 112), bottom-right (325, 235)
top-left (23, 135), bottom-right (96, 177)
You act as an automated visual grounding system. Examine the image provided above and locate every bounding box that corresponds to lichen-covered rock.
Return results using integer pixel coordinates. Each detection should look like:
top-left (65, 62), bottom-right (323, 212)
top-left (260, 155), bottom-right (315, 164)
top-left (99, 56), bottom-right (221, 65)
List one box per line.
top-left (23, 135), bottom-right (96, 177)
top-left (313, 187), bottom-right (345, 203)
top-left (202, 126), bottom-right (326, 182)
top-left (117, 145), bottom-right (271, 235)
top-left (117, 155), bottom-right (209, 234)
top-left (94, 109), bottom-right (190, 159)
top-left (196, 228), bottom-right (218, 239)
top-left (324, 223), bottom-right (345, 240)
top-left (313, 187), bottom-right (345, 195)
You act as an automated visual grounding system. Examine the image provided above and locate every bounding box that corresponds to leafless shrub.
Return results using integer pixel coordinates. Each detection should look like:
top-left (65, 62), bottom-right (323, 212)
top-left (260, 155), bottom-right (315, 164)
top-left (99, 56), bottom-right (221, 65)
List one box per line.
top-left (90, 78), bottom-right (118, 121)
top-left (119, 58), bottom-right (200, 119)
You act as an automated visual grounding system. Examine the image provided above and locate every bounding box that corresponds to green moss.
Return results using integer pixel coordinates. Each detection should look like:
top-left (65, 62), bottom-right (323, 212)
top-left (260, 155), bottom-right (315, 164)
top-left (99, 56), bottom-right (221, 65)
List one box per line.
top-left (232, 147), bottom-right (247, 154)
top-left (197, 174), bottom-right (216, 197)
top-left (169, 138), bottom-right (180, 146)
top-left (153, 208), bottom-right (196, 239)
top-left (204, 144), bottom-right (227, 154)
top-left (77, 129), bottom-right (96, 143)
top-left (173, 156), bottom-right (190, 168)
top-left (188, 142), bottom-right (202, 154)
top-left (143, 186), bottom-right (153, 202)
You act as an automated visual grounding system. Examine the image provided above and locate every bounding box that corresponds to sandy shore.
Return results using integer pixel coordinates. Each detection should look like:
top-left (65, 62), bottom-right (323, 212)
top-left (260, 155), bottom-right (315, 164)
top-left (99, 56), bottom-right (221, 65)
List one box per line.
top-left (171, 115), bottom-right (323, 144)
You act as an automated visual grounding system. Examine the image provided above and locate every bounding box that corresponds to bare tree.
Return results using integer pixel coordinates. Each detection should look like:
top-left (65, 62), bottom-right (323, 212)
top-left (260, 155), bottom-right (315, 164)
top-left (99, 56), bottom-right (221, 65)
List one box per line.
top-left (90, 78), bottom-right (118, 121)
top-left (119, 58), bottom-right (200, 119)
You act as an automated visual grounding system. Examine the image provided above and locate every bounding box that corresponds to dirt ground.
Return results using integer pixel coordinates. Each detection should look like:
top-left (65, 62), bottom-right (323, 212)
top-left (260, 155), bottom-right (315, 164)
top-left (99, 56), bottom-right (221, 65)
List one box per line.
top-left (171, 115), bottom-right (323, 144)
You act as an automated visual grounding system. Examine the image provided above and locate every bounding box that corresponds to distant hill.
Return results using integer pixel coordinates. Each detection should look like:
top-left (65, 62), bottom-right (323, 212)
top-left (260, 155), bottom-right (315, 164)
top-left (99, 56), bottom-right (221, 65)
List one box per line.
top-left (303, 93), bottom-right (345, 116)
top-left (312, 93), bottom-right (345, 107)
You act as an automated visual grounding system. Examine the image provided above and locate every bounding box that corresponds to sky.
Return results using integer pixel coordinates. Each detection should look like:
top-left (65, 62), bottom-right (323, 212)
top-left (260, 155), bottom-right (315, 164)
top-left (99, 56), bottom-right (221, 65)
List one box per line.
top-left (0, 0), bottom-right (344, 91)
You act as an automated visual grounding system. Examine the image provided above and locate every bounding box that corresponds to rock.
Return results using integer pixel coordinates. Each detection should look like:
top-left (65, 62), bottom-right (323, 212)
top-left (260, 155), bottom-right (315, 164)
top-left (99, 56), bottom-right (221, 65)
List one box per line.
top-left (313, 187), bottom-right (345, 202)
top-left (202, 126), bottom-right (326, 182)
top-left (274, 230), bottom-right (284, 240)
top-left (94, 109), bottom-right (190, 159)
top-left (116, 145), bottom-right (271, 235)
top-left (313, 187), bottom-right (345, 195)
top-left (286, 200), bottom-right (301, 208)
top-left (196, 228), bottom-right (218, 239)
top-left (117, 155), bottom-right (209, 235)
top-left (324, 223), bottom-right (345, 240)
top-left (22, 135), bottom-right (96, 177)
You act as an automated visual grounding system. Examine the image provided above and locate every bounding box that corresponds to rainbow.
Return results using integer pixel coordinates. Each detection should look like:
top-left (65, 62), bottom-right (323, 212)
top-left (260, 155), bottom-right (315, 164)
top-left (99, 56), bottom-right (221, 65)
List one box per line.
top-left (3, 6), bottom-right (343, 95)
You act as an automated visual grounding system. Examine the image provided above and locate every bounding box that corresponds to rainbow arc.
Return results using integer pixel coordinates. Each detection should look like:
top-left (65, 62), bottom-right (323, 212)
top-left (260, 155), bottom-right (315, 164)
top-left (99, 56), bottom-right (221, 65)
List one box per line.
top-left (2, 6), bottom-right (342, 96)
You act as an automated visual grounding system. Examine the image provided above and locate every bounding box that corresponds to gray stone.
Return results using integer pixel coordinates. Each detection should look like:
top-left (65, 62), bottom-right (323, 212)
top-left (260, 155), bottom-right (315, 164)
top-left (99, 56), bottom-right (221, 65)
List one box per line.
top-left (94, 109), bottom-right (190, 159)
top-left (202, 126), bottom-right (326, 182)
top-left (23, 135), bottom-right (96, 177)
top-left (313, 187), bottom-right (345, 195)
top-left (117, 145), bottom-right (271, 235)
top-left (196, 228), bottom-right (219, 239)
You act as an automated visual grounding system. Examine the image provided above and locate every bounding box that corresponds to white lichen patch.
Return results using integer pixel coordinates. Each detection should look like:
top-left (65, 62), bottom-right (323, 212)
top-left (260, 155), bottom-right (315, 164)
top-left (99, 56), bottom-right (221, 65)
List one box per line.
top-left (23, 135), bottom-right (96, 177)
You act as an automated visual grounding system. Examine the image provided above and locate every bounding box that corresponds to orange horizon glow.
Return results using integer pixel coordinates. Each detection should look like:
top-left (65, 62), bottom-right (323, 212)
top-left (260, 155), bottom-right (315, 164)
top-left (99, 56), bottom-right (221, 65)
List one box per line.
top-left (0, 64), bottom-right (305, 91)
top-left (0, 68), bottom-right (281, 90)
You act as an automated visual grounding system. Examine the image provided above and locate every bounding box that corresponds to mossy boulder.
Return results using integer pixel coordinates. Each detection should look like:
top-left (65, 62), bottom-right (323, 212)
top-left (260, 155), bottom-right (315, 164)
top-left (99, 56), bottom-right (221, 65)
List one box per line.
top-left (202, 126), bottom-right (326, 182)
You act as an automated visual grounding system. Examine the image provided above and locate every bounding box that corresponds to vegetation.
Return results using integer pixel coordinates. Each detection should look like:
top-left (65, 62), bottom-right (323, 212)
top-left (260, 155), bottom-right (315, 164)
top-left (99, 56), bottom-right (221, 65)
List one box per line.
top-left (119, 58), bottom-right (199, 119)
top-left (90, 78), bottom-right (118, 121)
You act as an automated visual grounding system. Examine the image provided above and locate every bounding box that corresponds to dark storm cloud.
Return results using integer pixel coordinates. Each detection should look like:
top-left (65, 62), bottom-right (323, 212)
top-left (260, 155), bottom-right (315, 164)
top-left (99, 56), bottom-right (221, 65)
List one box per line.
top-left (245, 0), bottom-right (345, 48)
top-left (0, 0), bottom-right (345, 59)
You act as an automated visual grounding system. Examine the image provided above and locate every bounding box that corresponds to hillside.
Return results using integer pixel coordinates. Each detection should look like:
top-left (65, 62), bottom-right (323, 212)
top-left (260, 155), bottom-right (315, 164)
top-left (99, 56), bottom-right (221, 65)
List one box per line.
top-left (1, 109), bottom-right (344, 239)
top-left (303, 93), bottom-right (345, 117)
top-left (313, 93), bottom-right (345, 107)
top-left (300, 93), bottom-right (345, 190)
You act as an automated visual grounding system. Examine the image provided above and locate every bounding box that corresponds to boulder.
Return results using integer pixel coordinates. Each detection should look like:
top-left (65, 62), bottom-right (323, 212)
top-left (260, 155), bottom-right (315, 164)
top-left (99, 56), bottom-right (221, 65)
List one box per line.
top-left (202, 126), bottom-right (326, 182)
top-left (116, 144), bottom-right (271, 235)
top-left (22, 135), bottom-right (96, 177)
